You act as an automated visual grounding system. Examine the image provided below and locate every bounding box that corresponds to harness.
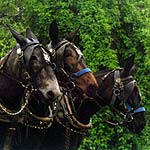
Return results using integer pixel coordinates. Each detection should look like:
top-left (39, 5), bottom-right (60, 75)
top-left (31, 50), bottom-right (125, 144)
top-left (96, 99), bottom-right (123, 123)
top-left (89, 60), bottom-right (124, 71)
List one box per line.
top-left (53, 40), bottom-right (92, 81)
top-left (51, 39), bottom-right (93, 128)
top-left (0, 42), bottom-right (55, 149)
top-left (54, 91), bottom-right (90, 150)
top-left (49, 40), bottom-right (92, 150)
top-left (95, 69), bottom-right (146, 126)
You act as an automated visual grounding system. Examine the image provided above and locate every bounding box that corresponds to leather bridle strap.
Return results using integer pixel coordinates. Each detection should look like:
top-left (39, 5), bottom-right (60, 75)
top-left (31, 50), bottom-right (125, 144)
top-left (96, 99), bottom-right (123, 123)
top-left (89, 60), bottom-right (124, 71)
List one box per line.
top-left (54, 40), bottom-right (92, 80)
top-left (110, 70), bottom-right (121, 107)
top-left (23, 43), bottom-right (40, 68)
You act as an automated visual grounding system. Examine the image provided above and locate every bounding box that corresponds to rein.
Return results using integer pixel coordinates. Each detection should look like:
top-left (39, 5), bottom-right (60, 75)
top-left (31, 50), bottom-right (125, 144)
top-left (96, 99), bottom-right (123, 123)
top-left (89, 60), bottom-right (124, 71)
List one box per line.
top-left (55, 91), bottom-right (92, 133)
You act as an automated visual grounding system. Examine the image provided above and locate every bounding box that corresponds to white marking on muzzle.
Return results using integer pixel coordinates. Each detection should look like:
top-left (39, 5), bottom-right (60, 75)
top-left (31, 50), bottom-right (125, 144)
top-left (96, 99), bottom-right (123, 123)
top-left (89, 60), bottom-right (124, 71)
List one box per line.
top-left (39, 79), bottom-right (61, 100)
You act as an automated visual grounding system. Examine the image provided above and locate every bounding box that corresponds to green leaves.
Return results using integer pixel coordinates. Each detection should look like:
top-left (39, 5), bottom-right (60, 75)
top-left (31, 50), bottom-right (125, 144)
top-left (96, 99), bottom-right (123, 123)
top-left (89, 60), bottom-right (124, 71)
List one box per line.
top-left (0, 0), bottom-right (150, 149)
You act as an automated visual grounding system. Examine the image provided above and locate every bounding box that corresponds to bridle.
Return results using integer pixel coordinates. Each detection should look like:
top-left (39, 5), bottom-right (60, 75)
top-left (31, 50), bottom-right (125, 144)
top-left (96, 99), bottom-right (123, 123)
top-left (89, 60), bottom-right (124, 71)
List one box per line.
top-left (95, 69), bottom-right (146, 125)
top-left (0, 42), bottom-right (55, 129)
top-left (48, 40), bottom-right (93, 133)
top-left (48, 40), bottom-right (93, 135)
top-left (52, 40), bottom-right (91, 88)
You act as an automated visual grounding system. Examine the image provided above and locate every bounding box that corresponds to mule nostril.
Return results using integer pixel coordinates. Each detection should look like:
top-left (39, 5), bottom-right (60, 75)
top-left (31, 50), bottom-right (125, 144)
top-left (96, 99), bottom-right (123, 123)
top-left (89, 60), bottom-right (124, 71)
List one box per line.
top-left (47, 91), bottom-right (55, 99)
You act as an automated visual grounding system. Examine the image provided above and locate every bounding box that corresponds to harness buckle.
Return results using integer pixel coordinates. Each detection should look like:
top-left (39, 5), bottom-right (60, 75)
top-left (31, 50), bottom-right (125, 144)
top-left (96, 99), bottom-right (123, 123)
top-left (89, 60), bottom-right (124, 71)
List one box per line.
top-left (124, 114), bottom-right (133, 122)
top-left (24, 72), bottom-right (31, 80)
top-left (113, 88), bottom-right (120, 96)
top-left (67, 81), bottom-right (75, 90)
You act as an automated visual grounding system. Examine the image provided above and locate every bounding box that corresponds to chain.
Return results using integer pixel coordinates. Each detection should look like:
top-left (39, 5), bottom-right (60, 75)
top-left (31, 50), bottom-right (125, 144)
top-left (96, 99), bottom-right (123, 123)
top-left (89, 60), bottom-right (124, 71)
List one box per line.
top-left (65, 122), bottom-right (71, 150)
top-left (55, 116), bottom-right (87, 135)
top-left (22, 121), bottom-right (52, 130)
top-left (0, 90), bottom-right (30, 116)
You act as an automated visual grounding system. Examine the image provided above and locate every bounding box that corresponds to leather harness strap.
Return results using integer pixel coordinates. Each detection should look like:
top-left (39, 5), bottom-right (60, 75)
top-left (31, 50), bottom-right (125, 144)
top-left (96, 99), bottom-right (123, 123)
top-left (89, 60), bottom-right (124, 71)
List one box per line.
top-left (110, 70), bottom-right (120, 107)
top-left (3, 115), bottom-right (21, 150)
top-left (55, 40), bottom-right (69, 68)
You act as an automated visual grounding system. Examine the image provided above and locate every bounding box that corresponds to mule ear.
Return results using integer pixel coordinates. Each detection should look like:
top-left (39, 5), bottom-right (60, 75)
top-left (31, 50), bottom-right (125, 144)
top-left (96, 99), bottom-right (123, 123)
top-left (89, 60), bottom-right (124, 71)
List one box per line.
top-left (26, 27), bottom-right (38, 41)
top-left (122, 55), bottom-right (135, 77)
top-left (46, 41), bottom-right (53, 53)
top-left (49, 20), bottom-right (60, 45)
top-left (130, 63), bottom-right (138, 74)
top-left (66, 27), bottom-right (80, 43)
top-left (7, 25), bottom-right (27, 47)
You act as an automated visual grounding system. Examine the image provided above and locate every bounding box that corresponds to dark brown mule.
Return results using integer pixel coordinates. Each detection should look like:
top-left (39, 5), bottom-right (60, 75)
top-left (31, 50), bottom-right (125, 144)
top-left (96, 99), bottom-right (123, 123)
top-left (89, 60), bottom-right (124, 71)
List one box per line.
top-left (47, 20), bottom-right (98, 98)
top-left (0, 27), bottom-right (61, 149)
top-left (40, 20), bottom-right (98, 150)
top-left (95, 55), bottom-right (146, 133)
top-left (41, 55), bottom-right (146, 150)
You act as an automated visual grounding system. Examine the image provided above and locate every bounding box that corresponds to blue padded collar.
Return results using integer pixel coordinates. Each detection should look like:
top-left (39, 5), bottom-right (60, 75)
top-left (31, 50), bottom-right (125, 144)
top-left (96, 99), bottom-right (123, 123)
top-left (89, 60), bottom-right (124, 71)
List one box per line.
top-left (73, 68), bottom-right (91, 77)
top-left (126, 103), bottom-right (146, 113)
top-left (134, 107), bottom-right (146, 113)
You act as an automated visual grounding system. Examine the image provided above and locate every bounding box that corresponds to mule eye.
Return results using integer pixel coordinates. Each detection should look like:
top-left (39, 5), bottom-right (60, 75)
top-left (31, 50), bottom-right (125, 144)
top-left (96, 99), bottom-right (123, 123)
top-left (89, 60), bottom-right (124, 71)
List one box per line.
top-left (31, 56), bottom-right (38, 61)
top-left (65, 53), bottom-right (72, 57)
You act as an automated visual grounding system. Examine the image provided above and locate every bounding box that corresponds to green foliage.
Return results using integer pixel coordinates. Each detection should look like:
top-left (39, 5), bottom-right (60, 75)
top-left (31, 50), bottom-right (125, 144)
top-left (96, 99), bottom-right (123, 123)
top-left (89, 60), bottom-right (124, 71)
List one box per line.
top-left (0, 0), bottom-right (26, 56)
top-left (0, 0), bottom-right (150, 149)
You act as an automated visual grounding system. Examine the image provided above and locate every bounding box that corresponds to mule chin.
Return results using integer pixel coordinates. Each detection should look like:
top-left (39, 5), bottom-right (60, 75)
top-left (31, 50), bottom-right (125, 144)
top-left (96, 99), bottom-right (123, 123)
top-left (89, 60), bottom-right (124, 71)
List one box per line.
top-left (125, 112), bottom-right (146, 133)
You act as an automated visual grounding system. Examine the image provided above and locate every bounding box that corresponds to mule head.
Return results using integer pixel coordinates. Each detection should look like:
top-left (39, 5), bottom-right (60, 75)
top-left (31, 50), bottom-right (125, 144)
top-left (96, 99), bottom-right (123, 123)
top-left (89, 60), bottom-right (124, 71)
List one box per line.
top-left (7, 26), bottom-right (61, 101)
top-left (95, 55), bottom-right (146, 133)
top-left (120, 55), bottom-right (146, 133)
top-left (48, 20), bottom-right (98, 98)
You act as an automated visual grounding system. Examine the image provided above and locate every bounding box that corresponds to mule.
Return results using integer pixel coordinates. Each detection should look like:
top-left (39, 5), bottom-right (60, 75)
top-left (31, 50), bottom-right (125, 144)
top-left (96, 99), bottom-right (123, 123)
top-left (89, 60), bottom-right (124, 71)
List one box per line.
top-left (95, 55), bottom-right (146, 133)
top-left (47, 20), bottom-right (98, 98)
top-left (0, 26), bottom-right (61, 149)
top-left (41, 54), bottom-right (146, 150)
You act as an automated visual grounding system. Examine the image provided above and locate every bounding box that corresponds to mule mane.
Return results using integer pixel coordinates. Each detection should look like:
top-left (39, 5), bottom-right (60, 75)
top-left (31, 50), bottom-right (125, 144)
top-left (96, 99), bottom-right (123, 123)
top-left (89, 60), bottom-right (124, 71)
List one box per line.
top-left (94, 69), bottom-right (111, 78)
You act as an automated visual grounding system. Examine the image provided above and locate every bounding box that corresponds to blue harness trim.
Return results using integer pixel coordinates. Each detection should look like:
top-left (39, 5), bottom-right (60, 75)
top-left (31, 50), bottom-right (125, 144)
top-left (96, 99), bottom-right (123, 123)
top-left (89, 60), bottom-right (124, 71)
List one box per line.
top-left (73, 68), bottom-right (91, 77)
top-left (126, 103), bottom-right (146, 113)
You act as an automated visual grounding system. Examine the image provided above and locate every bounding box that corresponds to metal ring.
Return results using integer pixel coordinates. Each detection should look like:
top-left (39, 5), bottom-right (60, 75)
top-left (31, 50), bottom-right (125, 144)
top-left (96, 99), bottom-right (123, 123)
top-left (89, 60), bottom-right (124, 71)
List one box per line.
top-left (51, 63), bottom-right (56, 70)
top-left (124, 114), bottom-right (133, 122)
top-left (113, 88), bottom-right (120, 96)
top-left (70, 74), bottom-right (77, 80)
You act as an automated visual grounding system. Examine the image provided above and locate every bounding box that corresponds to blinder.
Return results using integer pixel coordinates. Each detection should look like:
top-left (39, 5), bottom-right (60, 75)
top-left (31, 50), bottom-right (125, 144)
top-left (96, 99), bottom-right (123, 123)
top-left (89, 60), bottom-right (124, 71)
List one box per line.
top-left (111, 70), bottom-right (136, 107)
top-left (23, 43), bottom-right (40, 67)
top-left (53, 40), bottom-right (91, 81)
top-left (16, 42), bottom-right (55, 79)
